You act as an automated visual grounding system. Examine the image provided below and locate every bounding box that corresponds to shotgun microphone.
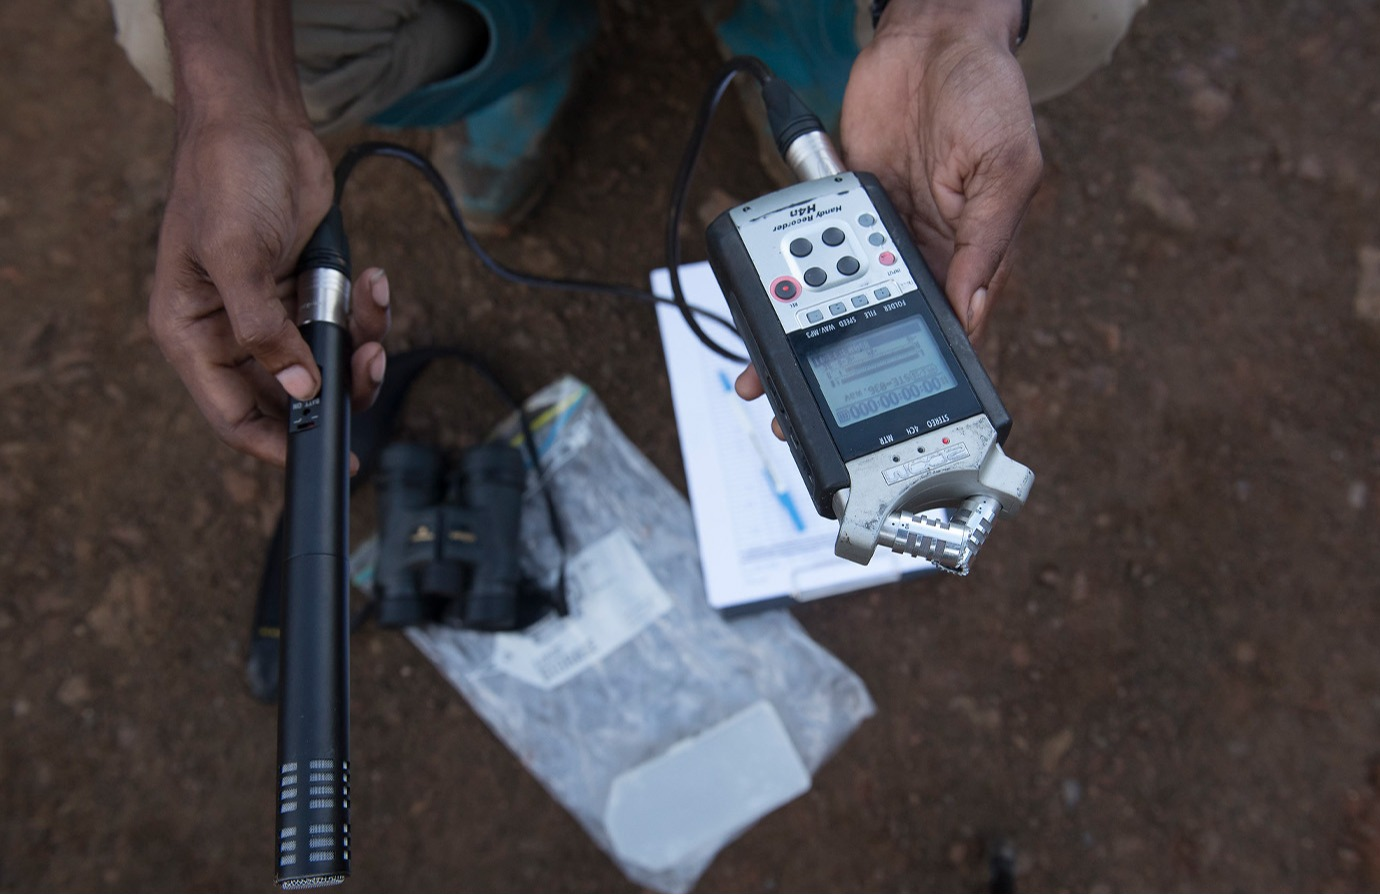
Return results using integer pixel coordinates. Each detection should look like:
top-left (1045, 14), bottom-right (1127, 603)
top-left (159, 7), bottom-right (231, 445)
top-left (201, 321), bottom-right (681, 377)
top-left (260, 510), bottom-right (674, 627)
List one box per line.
top-left (275, 207), bottom-right (353, 889)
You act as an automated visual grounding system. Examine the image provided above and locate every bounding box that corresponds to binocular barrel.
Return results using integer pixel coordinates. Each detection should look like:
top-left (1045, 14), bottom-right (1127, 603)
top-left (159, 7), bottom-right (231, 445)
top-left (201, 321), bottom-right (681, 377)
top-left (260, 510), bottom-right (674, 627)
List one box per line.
top-left (374, 444), bottom-right (446, 628)
top-left (454, 444), bottom-right (527, 631)
top-left (373, 441), bottom-right (528, 631)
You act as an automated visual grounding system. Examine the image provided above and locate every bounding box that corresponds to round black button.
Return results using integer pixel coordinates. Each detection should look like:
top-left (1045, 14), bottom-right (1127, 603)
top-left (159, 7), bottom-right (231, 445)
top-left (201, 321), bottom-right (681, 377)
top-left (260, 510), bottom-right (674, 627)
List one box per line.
top-left (773, 278), bottom-right (799, 300)
top-left (789, 238), bottom-right (813, 258)
top-left (836, 256), bottom-right (860, 276)
top-left (821, 227), bottom-right (845, 247)
top-left (803, 267), bottom-right (828, 288)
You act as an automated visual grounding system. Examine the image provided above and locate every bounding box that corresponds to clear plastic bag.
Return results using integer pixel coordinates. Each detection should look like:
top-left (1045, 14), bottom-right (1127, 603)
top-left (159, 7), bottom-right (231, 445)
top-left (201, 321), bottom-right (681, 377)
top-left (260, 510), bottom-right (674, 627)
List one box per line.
top-left (376, 376), bottom-right (873, 892)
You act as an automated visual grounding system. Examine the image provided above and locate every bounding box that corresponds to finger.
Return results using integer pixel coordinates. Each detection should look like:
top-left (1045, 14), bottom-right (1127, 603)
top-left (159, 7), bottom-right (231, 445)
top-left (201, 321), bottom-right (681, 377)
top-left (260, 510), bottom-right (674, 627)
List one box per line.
top-left (733, 365), bottom-right (787, 440)
top-left (734, 365), bottom-right (765, 400)
top-left (184, 347), bottom-right (292, 466)
top-left (148, 284), bottom-right (287, 467)
top-left (942, 141), bottom-right (1042, 335)
top-left (349, 267), bottom-right (391, 348)
top-left (350, 342), bottom-right (387, 412)
top-left (201, 234), bottom-right (321, 401)
top-left (968, 242), bottom-right (1018, 344)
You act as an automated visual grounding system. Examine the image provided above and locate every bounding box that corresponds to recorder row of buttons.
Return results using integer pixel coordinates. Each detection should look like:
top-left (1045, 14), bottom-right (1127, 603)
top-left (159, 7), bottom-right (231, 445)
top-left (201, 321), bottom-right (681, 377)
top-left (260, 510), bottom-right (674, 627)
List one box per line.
top-left (798, 285), bottom-right (894, 327)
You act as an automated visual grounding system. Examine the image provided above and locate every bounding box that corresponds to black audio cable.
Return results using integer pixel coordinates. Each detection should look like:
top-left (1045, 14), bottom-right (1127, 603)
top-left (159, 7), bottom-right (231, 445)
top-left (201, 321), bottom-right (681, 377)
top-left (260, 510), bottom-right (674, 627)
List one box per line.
top-left (331, 141), bottom-right (744, 353)
top-left (328, 57), bottom-right (824, 365)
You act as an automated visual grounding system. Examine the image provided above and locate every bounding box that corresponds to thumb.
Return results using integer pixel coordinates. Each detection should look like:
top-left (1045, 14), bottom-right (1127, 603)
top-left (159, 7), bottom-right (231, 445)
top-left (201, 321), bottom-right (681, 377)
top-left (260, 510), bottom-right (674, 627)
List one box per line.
top-left (942, 152), bottom-right (1041, 335)
top-left (207, 248), bottom-right (320, 400)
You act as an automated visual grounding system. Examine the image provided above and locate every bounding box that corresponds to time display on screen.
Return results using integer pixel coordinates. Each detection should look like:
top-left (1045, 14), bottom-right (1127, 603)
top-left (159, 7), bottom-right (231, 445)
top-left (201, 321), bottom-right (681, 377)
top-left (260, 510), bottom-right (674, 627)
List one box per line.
top-left (806, 316), bottom-right (956, 428)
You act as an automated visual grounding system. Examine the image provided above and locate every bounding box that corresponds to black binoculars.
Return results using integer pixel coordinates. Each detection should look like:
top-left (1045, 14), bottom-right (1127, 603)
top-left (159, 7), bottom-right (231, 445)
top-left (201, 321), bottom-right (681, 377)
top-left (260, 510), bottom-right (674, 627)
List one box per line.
top-left (373, 441), bottom-right (531, 631)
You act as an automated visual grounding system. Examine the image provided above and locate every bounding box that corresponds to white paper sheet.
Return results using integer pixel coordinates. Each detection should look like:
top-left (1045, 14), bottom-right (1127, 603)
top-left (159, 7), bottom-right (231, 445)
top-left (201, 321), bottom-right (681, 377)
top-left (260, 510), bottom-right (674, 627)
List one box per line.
top-left (652, 262), bottom-right (936, 612)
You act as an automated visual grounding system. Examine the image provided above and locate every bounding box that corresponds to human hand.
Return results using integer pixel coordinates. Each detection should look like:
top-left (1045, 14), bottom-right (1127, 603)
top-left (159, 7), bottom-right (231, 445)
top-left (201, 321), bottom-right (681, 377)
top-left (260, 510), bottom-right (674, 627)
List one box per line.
top-left (839, 0), bottom-right (1041, 339)
top-left (148, 113), bottom-right (390, 467)
top-left (737, 0), bottom-right (1040, 429)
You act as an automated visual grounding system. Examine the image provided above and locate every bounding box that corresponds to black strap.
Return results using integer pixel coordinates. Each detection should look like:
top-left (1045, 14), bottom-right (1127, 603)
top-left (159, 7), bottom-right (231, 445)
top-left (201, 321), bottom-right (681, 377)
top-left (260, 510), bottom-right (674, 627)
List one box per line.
top-left (246, 348), bottom-right (569, 702)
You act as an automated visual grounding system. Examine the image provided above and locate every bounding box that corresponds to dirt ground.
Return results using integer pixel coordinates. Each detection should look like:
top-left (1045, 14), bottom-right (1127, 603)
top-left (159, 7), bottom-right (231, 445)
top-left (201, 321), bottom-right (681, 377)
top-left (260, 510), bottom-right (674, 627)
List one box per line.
top-left (3, 0), bottom-right (1380, 891)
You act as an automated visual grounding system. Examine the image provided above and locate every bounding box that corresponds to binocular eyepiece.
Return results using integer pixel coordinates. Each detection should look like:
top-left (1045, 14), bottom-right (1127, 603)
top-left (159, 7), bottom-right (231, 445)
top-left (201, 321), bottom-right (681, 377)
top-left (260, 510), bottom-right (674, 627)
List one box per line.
top-left (373, 441), bottom-right (530, 631)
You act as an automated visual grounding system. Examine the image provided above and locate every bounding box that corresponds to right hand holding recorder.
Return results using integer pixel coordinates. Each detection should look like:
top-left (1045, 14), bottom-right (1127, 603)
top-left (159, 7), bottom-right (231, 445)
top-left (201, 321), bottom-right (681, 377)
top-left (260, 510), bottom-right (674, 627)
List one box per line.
top-left (705, 75), bottom-right (1034, 575)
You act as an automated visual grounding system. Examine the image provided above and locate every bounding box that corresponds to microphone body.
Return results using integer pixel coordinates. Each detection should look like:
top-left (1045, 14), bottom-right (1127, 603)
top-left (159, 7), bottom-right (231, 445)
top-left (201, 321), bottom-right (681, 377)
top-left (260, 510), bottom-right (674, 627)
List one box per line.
top-left (276, 209), bottom-right (353, 889)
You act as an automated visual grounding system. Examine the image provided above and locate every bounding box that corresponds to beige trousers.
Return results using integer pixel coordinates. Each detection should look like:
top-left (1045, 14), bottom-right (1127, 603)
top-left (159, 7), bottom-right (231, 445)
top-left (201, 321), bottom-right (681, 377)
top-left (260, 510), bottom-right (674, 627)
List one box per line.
top-left (111, 0), bottom-right (1146, 130)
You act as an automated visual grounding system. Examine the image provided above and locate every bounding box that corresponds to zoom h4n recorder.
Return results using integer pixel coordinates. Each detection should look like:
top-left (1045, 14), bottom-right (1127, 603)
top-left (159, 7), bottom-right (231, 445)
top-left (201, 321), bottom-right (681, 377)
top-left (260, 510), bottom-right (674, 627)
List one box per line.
top-left (706, 144), bottom-right (1034, 575)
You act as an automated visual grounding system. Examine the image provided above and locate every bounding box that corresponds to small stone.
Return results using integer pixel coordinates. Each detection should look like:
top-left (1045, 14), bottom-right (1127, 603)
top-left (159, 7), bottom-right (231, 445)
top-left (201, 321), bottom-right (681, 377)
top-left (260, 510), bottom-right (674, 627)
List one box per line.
top-left (1296, 154), bottom-right (1326, 183)
top-left (1192, 87), bottom-right (1232, 129)
top-left (13, 698), bottom-right (30, 718)
top-left (947, 840), bottom-right (969, 866)
top-left (1070, 571), bottom-right (1090, 603)
top-left (1348, 481), bottom-right (1369, 510)
top-left (47, 247), bottom-right (76, 268)
top-left (1041, 728), bottom-right (1075, 773)
top-left (1037, 565), bottom-right (1061, 588)
top-left (1296, 34), bottom-right (1329, 62)
top-left (1129, 166), bottom-right (1199, 232)
top-left (35, 590), bottom-right (73, 615)
top-left (1010, 642), bottom-right (1033, 669)
top-left (221, 466), bottom-right (260, 506)
top-left (110, 526), bottom-right (147, 549)
top-left (949, 695), bottom-right (1002, 731)
top-left (1357, 247), bottom-right (1380, 324)
top-left (86, 568), bottom-right (156, 648)
top-left (1092, 322), bottom-right (1122, 354)
top-left (189, 495), bottom-right (213, 531)
top-left (57, 675), bottom-right (92, 707)
top-left (1061, 778), bottom-right (1083, 808)
top-left (1233, 641), bottom-right (1258, 665)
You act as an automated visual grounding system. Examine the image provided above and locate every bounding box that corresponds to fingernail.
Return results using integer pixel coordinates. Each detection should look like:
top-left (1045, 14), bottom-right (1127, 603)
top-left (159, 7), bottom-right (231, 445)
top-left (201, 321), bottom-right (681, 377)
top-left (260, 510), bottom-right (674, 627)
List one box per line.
top-left (276, 364), bottom-right (317, 401)
top-left (967, 287), bottom-right (989, 334)
top-left (349, 453), bottom-right (361, 477)
top-left (368, 349), bottom-right (387, 384)
top-left (370, 269), bottom-right (389, 308)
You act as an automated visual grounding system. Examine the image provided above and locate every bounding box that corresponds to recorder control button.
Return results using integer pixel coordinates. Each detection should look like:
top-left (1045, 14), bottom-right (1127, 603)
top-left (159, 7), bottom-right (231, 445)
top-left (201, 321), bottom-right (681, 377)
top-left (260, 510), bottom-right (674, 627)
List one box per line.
top-left (789, 237), bottom-right (813, 257)
top-left (770, 276), bottom-right (801, 301)
top-left (803, 267), bottom-right (828, 288)
top-left (806, 309), bottom-right (824, 323)
top-left (836, 256), bottom-right (860, 276)
top-left (868, 232), bottom-right (886, 246)
top-left (858, 213), bottom-right (876, 227)
top-left (821, 227), bottom-right (846, 247)
top-left (879, 251), bottom-right (897, 266)
top-left (874, 287), bottom-right (892, 300)
top-left (828, 302), bottom-right (847, 316)
top-left (851, 295), bottom-right (868, 308)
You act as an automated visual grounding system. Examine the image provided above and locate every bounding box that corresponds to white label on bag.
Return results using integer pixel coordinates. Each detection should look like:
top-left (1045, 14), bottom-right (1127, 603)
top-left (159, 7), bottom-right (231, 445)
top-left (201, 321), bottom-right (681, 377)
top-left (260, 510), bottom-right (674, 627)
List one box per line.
top-left (491, 528), bottom-right (673, 689)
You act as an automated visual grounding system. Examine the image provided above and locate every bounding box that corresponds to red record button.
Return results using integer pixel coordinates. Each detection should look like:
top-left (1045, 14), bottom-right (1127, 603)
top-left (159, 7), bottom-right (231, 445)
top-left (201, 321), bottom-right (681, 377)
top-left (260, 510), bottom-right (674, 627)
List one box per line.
top-left (879, 251), bottom-right (897, 266)
top-left (770, 276), bottom-right (801, 302)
